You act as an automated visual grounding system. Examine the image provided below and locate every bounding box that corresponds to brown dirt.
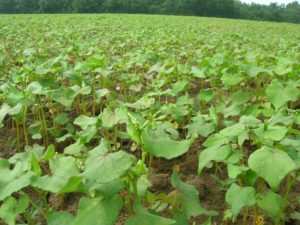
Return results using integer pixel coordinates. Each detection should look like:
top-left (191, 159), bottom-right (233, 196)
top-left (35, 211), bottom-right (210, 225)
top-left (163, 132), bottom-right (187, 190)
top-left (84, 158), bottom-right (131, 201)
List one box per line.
top-left (0, 125), bottom-right (15, 159)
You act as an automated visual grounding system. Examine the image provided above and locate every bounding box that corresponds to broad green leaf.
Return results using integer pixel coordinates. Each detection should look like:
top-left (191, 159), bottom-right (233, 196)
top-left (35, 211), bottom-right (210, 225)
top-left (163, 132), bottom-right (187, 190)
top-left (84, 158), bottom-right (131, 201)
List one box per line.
top-left (223, 103), bottom-right (243, 118)
top-left (176, 95), bottom-right (194, 106)
top-left (230, 90), bottom-right (250, 105)
top-left (84, 140), bottom-right (135, 183)
top-left (87, 179), bottom-right (126, 196)
top-left (198, 145), bottom-right (232, 175)
top-left (41, 144), bottom-right (56, 161)
top-left (248, 147), bottom-right (297, 190)
top-left (74, 62), bottom-right (91, 73)
top-left (203, 134), bottom-right (229, 148)
top-left (126, 113), bottom-right (142, 145)
top-left (0, 162), bottom-right (34, 201)
top-left (87, 55), bottom-right (105, 68)
top-left (197, 90), bottom-right (214, 103)
top-left (187, 116), bottom-right (215, 138)
top-left (56, 133), bottom-right (72, 143)
top-left (74, 196), bottom-right (122, 225)
top-left (172, 80), bottom-right (189, 95)
top-left (54, 113), bottom-right (70, 125)
top-left (48, 211), bottom-right (74, 225)
top-left (126, 97), bottom-right (155, 110)
top-left (220, 123), bottom-right (246, 137)
top-left (221, 73), bottom-right (243, 86)
top-left (0, 103), bottom-right (11, 127)
top-left (257, 191), bottom-right (284, 222)
top-left (280, 136), bottom-right (300, 150)
top-left (125, 200), bottom-right (175, 225)
top-left (171, 172), bottom-right (218, 218)
top-left (58, 176), bottom-right (85, 194)
top-left (172, 211), bottom-right (189, 225)
top-left (191, 66), bottom-right (205, 78)
top-left (239, 116), bottom-right (261, 127)
top-left (101, 108), bottom-right (120, 129)
top-left (274, 64), bottom-right (291, 76)
top-left (246, 66), bottom-right (270, 77)
top-left (49, 88), bottom-right (77, 108)
top-left (142, 128), bottom-right (192, 160)
top-left (32, 156), bottom-right (80, 193)
top-left (290, 212), bottom-right (300, 221)
top-left (74, 115), bottom-right (98, 130)
top-left (254, 125), bottom-right (288, 141)
top-left (7, 103), bottom-right (22, 116)
top-left (79, 125), bottom-right (98, 144)
top-left (227, 164), bottom-right (248, 179)
top-left (96, 89), bottom-right (110, 103)
top-left (26, 81), bottom-right (48, 95)
top-left (266, 80), bottom-right (299, 110)
top-left (30, 153), bottom-right (42, 176)
top-left (71, 85), bottom-right (92, 95)
top-left (64, 140), bottom-right (85, 156)
top-left (0, 195), bottom-right (29, 225)
top-left (225, 184), bottom-right (256, 219)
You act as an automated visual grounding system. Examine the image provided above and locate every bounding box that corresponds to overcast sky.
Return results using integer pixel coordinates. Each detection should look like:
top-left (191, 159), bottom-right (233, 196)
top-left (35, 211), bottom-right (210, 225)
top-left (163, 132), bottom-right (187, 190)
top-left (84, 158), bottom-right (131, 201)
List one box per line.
top-left (241, 0), bottom-right (298, 4)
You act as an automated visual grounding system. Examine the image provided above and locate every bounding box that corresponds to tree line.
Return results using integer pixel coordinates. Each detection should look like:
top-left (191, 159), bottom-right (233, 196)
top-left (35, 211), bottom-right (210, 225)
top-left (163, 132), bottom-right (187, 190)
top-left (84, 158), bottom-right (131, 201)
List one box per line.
top-left (0, 0), bottom-right (300, 24)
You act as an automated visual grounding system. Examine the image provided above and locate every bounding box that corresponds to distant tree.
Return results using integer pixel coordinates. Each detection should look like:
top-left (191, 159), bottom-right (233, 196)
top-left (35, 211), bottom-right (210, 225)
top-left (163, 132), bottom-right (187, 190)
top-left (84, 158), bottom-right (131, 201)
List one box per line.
top-left (38, 0), bottom-right (65, 13)
top-left (72, 0), bottom-right (103, 13)
top-left (284, 1), bottom-right (300, 23)
top-left (15, 0), bottom-right (39, 13)
top-left (0, 0), bottom-right (300, 24)
top-left (0, 0), bottom-right (16, 13)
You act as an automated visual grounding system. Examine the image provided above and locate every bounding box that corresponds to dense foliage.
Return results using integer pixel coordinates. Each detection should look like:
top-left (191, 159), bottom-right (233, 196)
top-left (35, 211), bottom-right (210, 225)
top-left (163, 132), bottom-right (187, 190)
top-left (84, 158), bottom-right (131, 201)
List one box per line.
top-left (0, 0), bottom-right (300, 24)
top-left (0, 14), bottom-right (300, 225)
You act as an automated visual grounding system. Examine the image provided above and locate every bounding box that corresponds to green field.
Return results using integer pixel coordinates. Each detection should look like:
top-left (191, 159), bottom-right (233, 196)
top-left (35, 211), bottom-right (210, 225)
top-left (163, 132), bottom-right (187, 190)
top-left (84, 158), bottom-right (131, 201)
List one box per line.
top-left (0, 14), bottom-right (300, 225)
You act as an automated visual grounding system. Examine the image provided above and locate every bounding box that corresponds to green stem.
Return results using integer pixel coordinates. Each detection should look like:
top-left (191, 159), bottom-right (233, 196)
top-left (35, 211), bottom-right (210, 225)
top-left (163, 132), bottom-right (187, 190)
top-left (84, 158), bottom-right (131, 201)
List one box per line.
top-left (280, 175), bottom-right (295, 224)
top-left (242, 207), bottom-right (248, 225)
top-left (148, 155), bottom-right (153, 170)
top-left (139, 151), bottom-right (148, 174)
top-left (15, 121), bottom-right (21, 151)
top-left (92, 74), bottom-right (96, 116)
top-left (24, 212), bottom-right (35, 225)
top-left (39, 97), bottom-right (49, 147)
top-left (22, 106), bottom-right (29, 146)
top-left (32, 188), bottom-right (49, 219)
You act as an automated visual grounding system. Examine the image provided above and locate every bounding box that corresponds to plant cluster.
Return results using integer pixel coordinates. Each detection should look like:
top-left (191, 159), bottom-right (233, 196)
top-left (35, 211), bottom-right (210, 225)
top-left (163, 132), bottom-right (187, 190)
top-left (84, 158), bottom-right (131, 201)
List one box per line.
top-left (0, 14), bottom-right (299, 225)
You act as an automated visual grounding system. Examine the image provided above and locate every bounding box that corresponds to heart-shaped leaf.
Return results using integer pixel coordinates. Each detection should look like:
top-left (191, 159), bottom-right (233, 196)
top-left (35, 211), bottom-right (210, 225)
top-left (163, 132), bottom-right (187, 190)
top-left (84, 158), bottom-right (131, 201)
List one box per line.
top-left (0, 195), bottom-right (29, 225)
top-left (84, 140), bottom-right (135, 184)
top-left (266, 80), bottom-right (299, 110)
top-left (198, 145), bottom-right (232, 175)
top-left (142, 128), bottom-right (192, 160)
top-left (248, 147), bottom-right (297, 190)
top-left (171, 172), bottom-right (218, 219)
top-left (48, 211), bottom-right (74, 225)
top-left (32, 156), bottom-right (80, 193)
top-left (225, 184), bottom-right (256, 219)
top-left (74, 196), bottom-right (122, 225)
top-left (0, 161), bottom-right (34, 201)
top-left (257, 191), bottom-right (284, 222)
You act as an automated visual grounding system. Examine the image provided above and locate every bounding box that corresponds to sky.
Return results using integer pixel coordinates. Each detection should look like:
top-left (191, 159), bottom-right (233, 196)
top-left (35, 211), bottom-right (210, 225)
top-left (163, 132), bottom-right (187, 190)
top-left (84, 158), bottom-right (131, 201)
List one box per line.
top-left (241, 0), bottom-right (298, 4)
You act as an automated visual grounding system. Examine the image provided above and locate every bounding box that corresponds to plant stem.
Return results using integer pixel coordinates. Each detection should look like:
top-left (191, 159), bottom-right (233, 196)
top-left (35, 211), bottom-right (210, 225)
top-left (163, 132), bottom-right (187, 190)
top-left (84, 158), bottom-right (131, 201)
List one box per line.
top-left (39, 97), bottom-right (49, 147)
top-left (242, 207), bottom-right (248, 225)
top-left (22, 106), bottom-right (29, 146)
top-left (280, 175), bottom-right (295, 224)
top-left (139, 151), bottom-right (148, 174)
